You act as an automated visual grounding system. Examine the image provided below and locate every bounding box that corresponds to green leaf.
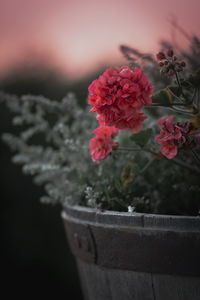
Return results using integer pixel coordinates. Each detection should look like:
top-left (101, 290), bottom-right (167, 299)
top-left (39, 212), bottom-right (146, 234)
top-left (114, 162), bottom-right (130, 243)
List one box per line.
top-left (130, 128), bottom-right (153, 147)
top-left (114, 178), bottom-right (122, 193)
top-left (167, 85), bottom-right (182, 97)
top-left (151, 89), bottom-right (172, 105)
top-left (104, 186), bottom-right (110, 201)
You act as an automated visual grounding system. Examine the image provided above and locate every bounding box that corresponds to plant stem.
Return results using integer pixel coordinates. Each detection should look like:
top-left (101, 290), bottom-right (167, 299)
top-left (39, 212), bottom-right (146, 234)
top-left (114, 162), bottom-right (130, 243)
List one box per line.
top-left (151, 102), bottom-right (188, 107)
top-left (170, 107), bottom-right (193, 116)
top-left (145, 148), bottom-right (200, 175)
top-left (140, 157), bottom-right (156, 173)
top-left (148, 104), bottom-right (193, 116)
top-left (149, 102), bottom-right (194, 116)
top-left (175, 72), bottom-right (182, 92)
top-left (166, 87), bottom-right (183, 102)
top-left (171, 156), bottom-right (200, 174)
top-left (115, 146), bottom-right (200, 175)
top-left (117, 146), bottom-right (141, 151)
top-left (191, 149), bottom-right (200, 165)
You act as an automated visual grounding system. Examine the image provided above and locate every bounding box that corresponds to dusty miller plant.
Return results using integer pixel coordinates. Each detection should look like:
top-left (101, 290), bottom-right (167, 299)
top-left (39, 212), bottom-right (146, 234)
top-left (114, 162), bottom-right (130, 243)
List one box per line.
top-left (0, 92), bottom-right (98, 206)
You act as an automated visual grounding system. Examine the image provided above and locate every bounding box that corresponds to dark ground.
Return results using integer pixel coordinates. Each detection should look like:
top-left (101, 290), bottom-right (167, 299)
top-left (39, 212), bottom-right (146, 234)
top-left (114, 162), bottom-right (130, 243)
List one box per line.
top-left (0, 65), bottom-right (101, 300)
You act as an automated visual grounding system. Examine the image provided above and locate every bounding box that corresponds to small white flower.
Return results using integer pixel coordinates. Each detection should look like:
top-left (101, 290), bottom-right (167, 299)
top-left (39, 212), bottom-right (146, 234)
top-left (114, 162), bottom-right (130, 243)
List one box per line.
top-left (128, 206), bottom-right (135, 213)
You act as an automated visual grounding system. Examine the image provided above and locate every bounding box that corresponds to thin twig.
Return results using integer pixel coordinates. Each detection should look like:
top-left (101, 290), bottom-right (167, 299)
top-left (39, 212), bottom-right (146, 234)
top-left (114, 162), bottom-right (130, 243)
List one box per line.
top-left (166, 86), bottom-right (183, 102)
top-left (151, 102), bottom-right (187, 107)
top-left (144, 148), bottom-right (200, 174)
top-left (117, 146), bottom-right (141, 151)
top-left (170, 107), bottom-right (193, 116)
top-left (191, 149), bottom-right (200, 165)
top-left (148, 104), bottom-right (193, 116)
top-left (140, 157), bottom-right (156, 173)
top-left (115, 146), bottom-right (200, 175)
top-left (175, 72), bottom-right (182, 92)
top-left (171, 156), bottom-right (200, 174)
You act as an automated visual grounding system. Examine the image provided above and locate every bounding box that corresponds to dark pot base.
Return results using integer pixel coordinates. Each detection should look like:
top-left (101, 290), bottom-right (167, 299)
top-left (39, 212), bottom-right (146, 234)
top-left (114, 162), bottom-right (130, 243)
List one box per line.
top-left (77, 259), bottom-right (200, 300)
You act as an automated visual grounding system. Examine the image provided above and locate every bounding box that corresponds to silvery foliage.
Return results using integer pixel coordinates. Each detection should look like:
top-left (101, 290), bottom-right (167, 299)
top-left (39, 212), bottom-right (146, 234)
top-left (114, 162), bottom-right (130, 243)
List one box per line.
top-left (0, 91), bottom-right (105, 207)
top-left (1, 91), bottom-right (140, 210)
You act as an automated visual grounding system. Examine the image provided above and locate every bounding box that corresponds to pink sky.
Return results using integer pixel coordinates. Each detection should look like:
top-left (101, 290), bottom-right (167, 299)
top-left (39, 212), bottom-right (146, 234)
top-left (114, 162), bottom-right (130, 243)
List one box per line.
top-left (0, 0), bottom-right (200, 79)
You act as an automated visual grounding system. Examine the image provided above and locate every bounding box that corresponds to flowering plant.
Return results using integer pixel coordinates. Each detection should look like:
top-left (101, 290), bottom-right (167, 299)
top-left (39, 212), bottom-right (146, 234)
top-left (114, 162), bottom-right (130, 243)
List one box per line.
top-left (87, 47), bottom-right (200, 215)
top-left (1, 44), bottom-right (200, 216)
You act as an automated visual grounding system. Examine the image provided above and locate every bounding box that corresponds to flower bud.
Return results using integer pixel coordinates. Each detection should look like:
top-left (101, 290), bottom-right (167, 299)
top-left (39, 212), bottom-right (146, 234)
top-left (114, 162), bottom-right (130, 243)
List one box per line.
top-left (161, 66), bottom-right (168, 74)
top-left (156, 52), bottom-right (166, 61)
top-left (168, 70), bottom-right (175, 76)
top-left (158, 62), bottom-right (164, 67)
top-left (173, 56), bottom-right (177, 61)
top-left (181, 61), bottom-right (186, 67)
top-left (167, 49), bottom-right (173, 57)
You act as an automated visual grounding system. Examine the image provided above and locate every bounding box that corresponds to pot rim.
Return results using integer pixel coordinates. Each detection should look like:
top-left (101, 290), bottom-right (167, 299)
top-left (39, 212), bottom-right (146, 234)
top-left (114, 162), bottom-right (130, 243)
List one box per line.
top-left (62, 204), bottom-right (200, 275)
top-left (62, 204), bottom-right (200, 232)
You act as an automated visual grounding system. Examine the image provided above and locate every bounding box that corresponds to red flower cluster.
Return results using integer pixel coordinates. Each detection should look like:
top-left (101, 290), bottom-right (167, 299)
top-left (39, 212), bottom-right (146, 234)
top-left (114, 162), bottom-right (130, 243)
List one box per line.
top-left (88, 66), bottom-right (153, 134)
top-left (90, 126), bottom-right (119, 163)
top-left (155, 116), bottom-right (196, 159)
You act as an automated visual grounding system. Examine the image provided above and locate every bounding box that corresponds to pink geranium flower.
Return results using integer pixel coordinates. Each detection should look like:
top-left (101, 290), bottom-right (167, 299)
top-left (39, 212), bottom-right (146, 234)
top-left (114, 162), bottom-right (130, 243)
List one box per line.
top-left (88, 66), bottom-right (153, 133)
top-left (160, 141), bottom-right (178, 159)
top-left (155, 116), bottom-right (183, 159)
top-left (155, 116), bottom-right (183, 144)
top-left (90, 126), bottom-right (119, 163)
top-left (155, 117), bottom-right (197, 159)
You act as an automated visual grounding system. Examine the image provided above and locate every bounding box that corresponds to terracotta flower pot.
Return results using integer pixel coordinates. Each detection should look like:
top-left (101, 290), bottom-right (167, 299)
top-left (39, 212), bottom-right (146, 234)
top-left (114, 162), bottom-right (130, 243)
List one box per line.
top-left (62, 204), bottom-right (200, 300)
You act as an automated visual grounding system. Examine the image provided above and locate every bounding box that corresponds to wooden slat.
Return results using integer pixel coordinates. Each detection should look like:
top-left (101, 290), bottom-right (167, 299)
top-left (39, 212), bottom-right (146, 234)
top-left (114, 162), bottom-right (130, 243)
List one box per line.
top-left (152, 273), bottom-right (200, 300)
top-left (77, 259), bottom-right (112, 300)
top-left (77, 259), bottom-right (155, 300)
top-left (77, 259), bottom-right (200, 300)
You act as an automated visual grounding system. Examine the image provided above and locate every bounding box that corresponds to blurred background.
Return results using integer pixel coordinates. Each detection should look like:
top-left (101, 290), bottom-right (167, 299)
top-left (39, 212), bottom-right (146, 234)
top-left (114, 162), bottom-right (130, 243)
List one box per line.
top-left (0, 0), bottom-right (200, 299)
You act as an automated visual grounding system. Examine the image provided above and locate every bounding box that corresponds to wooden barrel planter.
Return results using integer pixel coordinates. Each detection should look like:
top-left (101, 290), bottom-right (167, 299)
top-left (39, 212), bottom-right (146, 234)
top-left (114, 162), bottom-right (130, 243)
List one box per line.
top-left (62, 205), bottom-right (200, 300)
